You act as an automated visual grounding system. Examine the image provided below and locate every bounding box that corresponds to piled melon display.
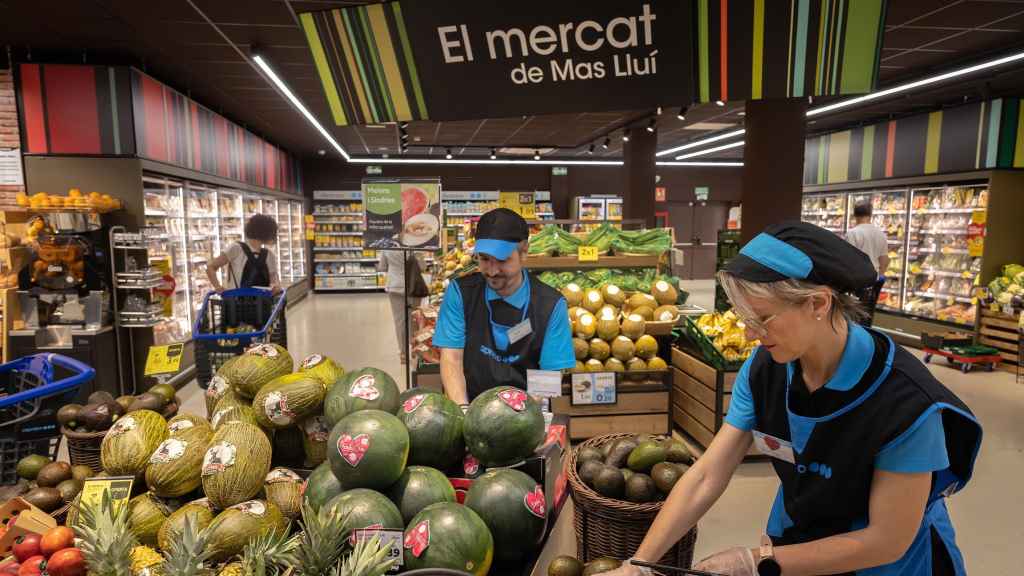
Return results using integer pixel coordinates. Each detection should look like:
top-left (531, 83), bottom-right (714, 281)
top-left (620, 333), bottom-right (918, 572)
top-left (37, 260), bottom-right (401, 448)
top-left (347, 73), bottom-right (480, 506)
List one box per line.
top-left (564, 280), bottom-right (679, 373)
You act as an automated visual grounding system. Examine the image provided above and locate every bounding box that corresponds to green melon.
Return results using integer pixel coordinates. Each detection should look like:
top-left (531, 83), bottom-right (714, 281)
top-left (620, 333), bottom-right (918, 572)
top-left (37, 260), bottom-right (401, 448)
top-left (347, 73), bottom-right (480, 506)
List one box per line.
top-left (201, 422), bottom-right (273, 509)
top-left (101, 410), bottom-right (169, 477)
top-left (465, 469), bottom-right (546, 561)
top-left (252, 373), bottom-right (326, 429)
top-left (324, 368), bottom-right (400, 426)
top-left (167, 413), bottom-right (212, 436)
top-left (396, 387), bottom-right (433, 413)
top-left (128, 492), bottom-right (180, 548)
top-left (157, 498), bottom-right (215, 552)
top-left (327, 410), bottom-right (409, 491)
top-left (230, 343), bottom-right (294, 399)
top-left (463, 386), bottom-right (545, 467)
top-left (299, 415), bottom-right (330, 467)
top-left (298, 353), bottom-right (345, 392)
top-left (205, 500), bottom-right (287, 562)
top-left (397, 392), bottom-right (465, 471)
top-left (403, 502), bottom-right (493, 576)
top-left (302, 461), bottom-right (343, 510)
top-left (389, 466), bottom-right (457, 524)
top-left (264, 468), bottom-right (303, 521)
top-left (208, 356), bottom-right (242, 416)
top-left (326, 488), bottom-right (404, 537)
top-left (145, 423), bottom-right (213, 498)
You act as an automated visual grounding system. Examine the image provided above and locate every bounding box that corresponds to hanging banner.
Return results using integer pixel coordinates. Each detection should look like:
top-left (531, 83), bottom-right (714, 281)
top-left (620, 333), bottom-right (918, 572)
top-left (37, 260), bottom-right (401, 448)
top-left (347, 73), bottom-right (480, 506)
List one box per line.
top-left (363, 179), bottom-right (441, 250)
top-left (967, 211), bottom-right (986, 258)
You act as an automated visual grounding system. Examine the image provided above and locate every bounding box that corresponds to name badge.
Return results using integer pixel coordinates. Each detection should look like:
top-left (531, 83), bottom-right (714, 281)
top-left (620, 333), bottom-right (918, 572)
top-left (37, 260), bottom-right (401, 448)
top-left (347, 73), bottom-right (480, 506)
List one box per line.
top-left (752, 430), bottom-right (796, 464)
top-left (507, 318), bottom-right (533, 344)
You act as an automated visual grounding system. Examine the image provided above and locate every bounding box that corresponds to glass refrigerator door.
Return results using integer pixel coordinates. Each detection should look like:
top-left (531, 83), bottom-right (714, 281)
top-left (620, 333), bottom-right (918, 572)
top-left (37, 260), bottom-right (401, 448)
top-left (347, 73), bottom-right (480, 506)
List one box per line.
top-left (218, 188), bottom-right (244, 259)
top-left (605, 198), bottom-right (623, 221)
top-left (801, 193), bottom-right (847, 234)
top-left (846, 190), bottom-right (909, 312)
top-left (577, 197), bottom-right (606, 220)
top-left (290, 201), bottom-right (306, 281)
top-left (186, 184), bottom-right (218, 318)
top-left (243, 194), bottom-right (262, 237)
top-left (142, 177), bottom-right (192, 343)
top-left (904, 185), bottom-right (986, 326)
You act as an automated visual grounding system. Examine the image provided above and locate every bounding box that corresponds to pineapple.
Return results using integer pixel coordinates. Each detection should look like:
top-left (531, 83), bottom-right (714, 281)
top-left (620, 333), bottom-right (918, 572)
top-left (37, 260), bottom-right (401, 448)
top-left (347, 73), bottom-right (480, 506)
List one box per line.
top-left (132, 546), bottom-right (164, 575)
top-left (291, 502), bottom-right (395, 576)
top-left (74, 491), bottom-right (137, 576)
top-left (337, 534), bottom-right (395, 576)
top-left (217, 563), bottom-right (242, 576)
top-left (239, 523), bottom-right (298, 576)
top-left (160, 514), bottom-right (215, 576)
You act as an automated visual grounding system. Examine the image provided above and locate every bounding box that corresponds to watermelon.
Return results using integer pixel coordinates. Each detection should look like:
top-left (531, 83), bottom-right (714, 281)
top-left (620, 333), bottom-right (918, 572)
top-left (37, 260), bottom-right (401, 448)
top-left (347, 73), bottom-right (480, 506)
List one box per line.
top-left (324, 368), bottom-right (400, 426)
top-left (389, 466), bottom-right (457, 525)
top-left (403, 502), bottom-right (493, 576)
top-left (302, 461), bottom-right (343, 510)
top-left (325, 488), bottom-right (404, 537)
top-left (397, 392), bottom-right (465, 471)
top-left (327, 409), bottom-right (409, 490)
top-left (463, 386), bottom-right (545, 467)
top-left (464, 469), bottom-right (546, 561)
top-left (396, 387), bottom-right (435, 414)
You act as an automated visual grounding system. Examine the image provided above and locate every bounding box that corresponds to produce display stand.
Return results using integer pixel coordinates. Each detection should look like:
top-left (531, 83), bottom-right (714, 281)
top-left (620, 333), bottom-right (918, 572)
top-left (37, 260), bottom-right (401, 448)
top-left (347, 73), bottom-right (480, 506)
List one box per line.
top-left (551, 371), bottom-right (672, 441)
top-left (977, 308), bottom-right (1022, 374)
top-left (525, 254), bottom-right (662, 270)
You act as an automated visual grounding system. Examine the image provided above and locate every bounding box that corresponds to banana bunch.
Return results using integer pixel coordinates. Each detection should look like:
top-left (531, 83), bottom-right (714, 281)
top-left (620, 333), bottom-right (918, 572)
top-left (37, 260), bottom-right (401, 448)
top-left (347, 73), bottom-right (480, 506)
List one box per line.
top-left (697, 310), bottom-right (759, 362)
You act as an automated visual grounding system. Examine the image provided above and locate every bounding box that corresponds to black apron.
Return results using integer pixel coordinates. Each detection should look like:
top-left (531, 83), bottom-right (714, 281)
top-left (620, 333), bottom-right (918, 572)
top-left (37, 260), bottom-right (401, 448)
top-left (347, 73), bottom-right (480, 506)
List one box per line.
top-left (748, 328), bottom-right (981, 575)
top-left (456, 272), bottom-right (562, 400)
top-left (235, 242), bottom-right (271, 288)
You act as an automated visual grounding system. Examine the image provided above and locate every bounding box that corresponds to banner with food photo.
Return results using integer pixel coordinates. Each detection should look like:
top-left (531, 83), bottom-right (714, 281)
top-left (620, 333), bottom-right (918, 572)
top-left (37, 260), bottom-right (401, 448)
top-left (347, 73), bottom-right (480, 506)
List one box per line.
top-left (363, 178), bottom-right (441, 250)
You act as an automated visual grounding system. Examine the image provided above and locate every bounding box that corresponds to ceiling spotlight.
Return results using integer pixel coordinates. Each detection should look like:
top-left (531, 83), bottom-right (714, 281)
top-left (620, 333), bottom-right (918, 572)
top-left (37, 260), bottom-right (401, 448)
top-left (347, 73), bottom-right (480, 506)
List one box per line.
top-left (490, 148), bottom-right (497, 159)
top-left (399, 122), bottom-right (409, 130)
top-left (317, 149), bottom-right (326, 156)
top-left (400, 132), bottom-right (409, 141)
top-left (622, 129), bottom-right (631, 142)
top-left (715, 100), bottom-right (725, 107)
top-left (602, 137), bottom-right (610, 149)
top-left (656, 106), bottom-right (663, 115)
top-left (677, 106), bottom-right (688, 121)
top-left (646, 118), bottom-right (656, 133)
top-left (533, 150), bottom-right (541, 160)
top-left (587, 143), bottom-right (595, 154)
top-left (445, 148), bottom-right (453, 159)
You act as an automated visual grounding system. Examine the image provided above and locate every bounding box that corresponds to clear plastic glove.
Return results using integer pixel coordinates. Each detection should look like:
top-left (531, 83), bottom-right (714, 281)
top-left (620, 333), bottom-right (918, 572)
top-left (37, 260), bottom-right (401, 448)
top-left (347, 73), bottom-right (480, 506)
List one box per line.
top-left (600, 562), bottom-right (647, 576)
top-left (693, 547), bottom-right (756, 576)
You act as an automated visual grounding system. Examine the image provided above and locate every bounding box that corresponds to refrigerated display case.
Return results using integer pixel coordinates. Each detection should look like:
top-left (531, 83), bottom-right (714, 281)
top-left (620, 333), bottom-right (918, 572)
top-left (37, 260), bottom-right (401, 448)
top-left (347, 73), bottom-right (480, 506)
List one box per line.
top-left (288, 201), bottom-right (306, 282)
top-left (801, 193), bottom-right (847, 233)
top-left (312, 190), bottom-right (380, 292)
top-left (572, 196), bottom-right (622, 232)
top-left (186, 183), bottom-right (218, 319)
top-left (846, 190), bottom-right (909, 312)
top-left (141, 176), bottom-right (192, 344)
top-left (219, 188), bottom-right (244, 251)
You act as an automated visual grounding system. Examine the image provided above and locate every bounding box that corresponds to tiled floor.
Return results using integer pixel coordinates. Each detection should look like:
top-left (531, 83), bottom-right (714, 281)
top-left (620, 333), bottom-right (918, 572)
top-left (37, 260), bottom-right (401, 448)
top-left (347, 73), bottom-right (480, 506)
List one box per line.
top-left (172, 288), bottom-right (1022, 574)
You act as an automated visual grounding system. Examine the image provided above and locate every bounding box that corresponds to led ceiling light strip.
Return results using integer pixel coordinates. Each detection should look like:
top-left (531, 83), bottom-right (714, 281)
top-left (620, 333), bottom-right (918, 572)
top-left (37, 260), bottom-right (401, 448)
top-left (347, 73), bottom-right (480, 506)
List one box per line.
top-left (656, 129), bottom-right (746, 157)
top-left (346, 157), bottom-right (742, 167)
top-left (674, 140), bottom-right (745, 160)
top-left (657, 161), bottom-right (744, 166)
top-left (252, 55), bottom-right (351, 161)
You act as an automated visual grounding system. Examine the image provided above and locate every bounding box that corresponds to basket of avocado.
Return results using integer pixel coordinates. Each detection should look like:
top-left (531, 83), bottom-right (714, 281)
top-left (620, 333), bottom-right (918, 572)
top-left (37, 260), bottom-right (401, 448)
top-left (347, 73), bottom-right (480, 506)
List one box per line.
top-left (567, 432), bottom-right (698, 568)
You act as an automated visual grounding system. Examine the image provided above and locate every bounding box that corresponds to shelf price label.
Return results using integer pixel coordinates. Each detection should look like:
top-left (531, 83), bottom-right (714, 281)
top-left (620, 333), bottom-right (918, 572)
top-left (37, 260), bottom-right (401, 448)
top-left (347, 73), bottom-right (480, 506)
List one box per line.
top-left (577, 246), bottom-right (599, 262)
top-left (571, 372), bottom-right (616, 405)
top-left (75, 476), bottom-right (134, 526)
top-left (144, 343), bottom-right (184, 376)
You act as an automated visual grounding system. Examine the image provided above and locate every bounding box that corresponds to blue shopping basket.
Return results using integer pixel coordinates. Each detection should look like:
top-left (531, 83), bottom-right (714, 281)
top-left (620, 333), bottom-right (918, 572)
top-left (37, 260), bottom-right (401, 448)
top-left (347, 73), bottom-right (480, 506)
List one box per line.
top-left (193, 288), bottom-right (288, 389)
top-left (0, 354), bottom-right (95, 485)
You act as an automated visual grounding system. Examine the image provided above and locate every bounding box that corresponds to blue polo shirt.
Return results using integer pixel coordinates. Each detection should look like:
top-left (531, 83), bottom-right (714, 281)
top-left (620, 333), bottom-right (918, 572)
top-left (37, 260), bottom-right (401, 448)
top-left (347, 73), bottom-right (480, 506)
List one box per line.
top-left (433, 271), bottom-right (576, 371)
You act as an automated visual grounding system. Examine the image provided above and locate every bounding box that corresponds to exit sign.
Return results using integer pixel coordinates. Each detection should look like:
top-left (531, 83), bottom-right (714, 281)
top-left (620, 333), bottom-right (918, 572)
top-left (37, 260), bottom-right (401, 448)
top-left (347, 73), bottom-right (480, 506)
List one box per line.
top-left (695, 186), bottom-right (710, 201)
top-left (365, 165), bottom-right (383, 175)
top-left (551, 167), bottom-right (568, 176)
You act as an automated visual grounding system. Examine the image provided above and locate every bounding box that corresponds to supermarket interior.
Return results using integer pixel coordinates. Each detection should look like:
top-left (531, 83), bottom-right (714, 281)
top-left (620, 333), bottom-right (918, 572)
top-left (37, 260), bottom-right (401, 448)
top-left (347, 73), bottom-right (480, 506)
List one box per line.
top-left (1, 1), bottom-right (1023, 575)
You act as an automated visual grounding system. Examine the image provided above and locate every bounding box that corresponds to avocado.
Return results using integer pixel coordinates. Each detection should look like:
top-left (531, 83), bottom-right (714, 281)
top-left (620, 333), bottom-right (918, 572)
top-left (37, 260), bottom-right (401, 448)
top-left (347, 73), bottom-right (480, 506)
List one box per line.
top-left (71, 465), bottom-right (93, 483)
top-left (128, 392), bottom-right (166, 412)
top-left (621, 468), bottom-right (634, 482)
top-left (56, 404), bottom-right (82, 428)
top-left (15, 454), bottom-right (52, 480)
top-left (651, 462), bottom-right (683, 495)
top-left (576, 446), bottom-right (604, 468)
top-left (106, 400), bottom-right (125, 419)
top-left (548, 556), bottom-right (584, 576)
top-left (673, 462), bottom-right (692, 476)
top-left (56, 478), bottom-right (84, 503)
top-left (604, 438), bottom-right (638, 468)
top-left (88, 390), bottom-right (117, 405)
top-left (593, 465), bottom-right (625, 499)
top-left (600, 441), bottom-right (616, 459)
top-left (148, 383), bottom-right (177, 404)
top-left (625, 473), bottom-right (657, 503)
top-left (23, 486), bottom-right (63, 512)
top-left (664, 440), bottom-right (693, 464)
top-left (582, 557), bottom-right (622, 576)
top-left (627, 440), bottom-right (667, 472)
top-left (578, 460), bottom-right (605, 488)
top-left (36, 461), bottom-right (72, 488)
top-left (115, 395), bottom-right (136, 413)
top-left (78, 402), bottom-right (114, 431)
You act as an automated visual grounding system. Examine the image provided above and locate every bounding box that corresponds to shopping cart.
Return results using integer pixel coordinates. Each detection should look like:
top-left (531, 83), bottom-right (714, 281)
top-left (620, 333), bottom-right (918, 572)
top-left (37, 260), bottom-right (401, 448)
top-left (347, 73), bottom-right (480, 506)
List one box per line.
top-left (193, 287), bottom-right (288, 389)
top-left (0, 354), bottom-right (95, 485)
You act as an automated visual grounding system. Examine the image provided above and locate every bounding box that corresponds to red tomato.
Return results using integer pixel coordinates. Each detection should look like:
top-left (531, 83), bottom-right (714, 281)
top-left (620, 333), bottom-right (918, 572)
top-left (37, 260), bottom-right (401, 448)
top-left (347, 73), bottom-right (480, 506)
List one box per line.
top-left (0, 563), bottom-right (20, 576)
top-left (45, 548), bottom-right (85, 576)
top-left (39, 526), bottom-right (75, 558)
top-left (12, 534), bottom-right (41, 563)
top-left (16, 555), bottom-right (43, 576)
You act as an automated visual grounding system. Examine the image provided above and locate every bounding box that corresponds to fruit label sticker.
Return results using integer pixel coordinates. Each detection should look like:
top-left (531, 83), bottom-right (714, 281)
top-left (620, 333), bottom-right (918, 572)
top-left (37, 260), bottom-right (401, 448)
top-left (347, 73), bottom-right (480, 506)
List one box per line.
top-left (404, 520), bottom-right (430, 558)
top-left (202, 441), bottom-right (237, 476)
top-left (168, 420), bottom-right (195, 433)
top-left (402, 393), bottom-right (427, 414)
top-left (348, 523), bottom-right (383, 546)
top-left (207, 376), bottom-right (229, 399)
top-left (498, 388), bottom-right (528, 412)
top-left (338, 434), bottom-right (371, 467)
top-left (232, 500), bottom-right (266, 517)
top-left (463, 454), bottom-right (480, 476)
top-left (301, 353), bottom-right (324, 369)
top-left (304, 416), bottom-right (329, 442)
top-left (194, 498), bottom-right (214, 511)
top-left (524, 485), bottom-right (546, 518)
top-left (266, 468), bottom-right (302, 484)
top-left (751, 430), bottom-right (795, 464)
top-left (211, 408), bottom-right (231, 428)
top-left (107, 416), bottom-right (136, 437)
top-left (349, 374), bottom-right (381, 401)
top-left (248, 343), bottom-right (279, 358)
top-left (264, 391), bottom-right (296, 426)
top-left (353, 527), bottom-right (404, 570)
top-left (150, 438), bottom-right (188, 464)
top-left (96, 404), bottom-right (110, 417)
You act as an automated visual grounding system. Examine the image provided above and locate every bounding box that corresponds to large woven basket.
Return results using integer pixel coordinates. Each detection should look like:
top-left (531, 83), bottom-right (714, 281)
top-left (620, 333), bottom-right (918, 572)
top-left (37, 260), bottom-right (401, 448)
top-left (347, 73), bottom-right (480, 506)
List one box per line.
top-left (568, 433), bottom-right (698, 567)
top-left (61, 400), bottom-right (180, 474)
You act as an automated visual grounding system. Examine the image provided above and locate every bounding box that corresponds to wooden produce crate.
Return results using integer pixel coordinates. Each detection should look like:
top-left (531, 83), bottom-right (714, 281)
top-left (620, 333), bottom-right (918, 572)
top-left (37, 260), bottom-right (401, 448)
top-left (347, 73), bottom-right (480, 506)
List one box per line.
top-left (977, 308), bottom-right (1022, 374)
top-left (670, 347), bottom-right (758, 456)
top-left (551, 372), bottom-right (671, 441)
top-left (525, 254), bottom-right (662, 270)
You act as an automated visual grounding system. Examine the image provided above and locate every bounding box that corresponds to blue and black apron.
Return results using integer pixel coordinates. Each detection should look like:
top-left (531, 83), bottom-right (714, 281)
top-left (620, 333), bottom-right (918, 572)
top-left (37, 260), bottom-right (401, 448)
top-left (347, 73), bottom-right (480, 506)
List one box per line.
top-left (456, 272), bottom-right (561, 400)
top-left (749, 328), bottom-right (982, 575)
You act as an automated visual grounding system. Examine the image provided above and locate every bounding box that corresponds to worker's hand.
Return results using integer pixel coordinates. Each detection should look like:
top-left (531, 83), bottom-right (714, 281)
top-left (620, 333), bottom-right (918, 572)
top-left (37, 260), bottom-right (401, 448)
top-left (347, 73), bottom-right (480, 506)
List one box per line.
top-left (212, 284), bottom-right (224, 294)
top-left (600, 561), bottom-right (648, 576)
top-left (693, 547), bottom-right (756, 576)
top-left (270, 283), bottom-right (283, 295)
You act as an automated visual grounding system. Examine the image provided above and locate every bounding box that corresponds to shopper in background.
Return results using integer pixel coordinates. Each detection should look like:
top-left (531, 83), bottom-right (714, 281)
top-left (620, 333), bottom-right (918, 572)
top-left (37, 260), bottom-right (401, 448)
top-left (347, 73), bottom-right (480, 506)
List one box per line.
top-left (379, 250), bottom-right (427, 364)
top-left (606, 222), bottom-right (981, 576)
top-left (846, 202), bottom-right (889, 324)
top-left (206, 214), bottom-right (282, 293)
top-left (434, 208), bottom-right (575, 406)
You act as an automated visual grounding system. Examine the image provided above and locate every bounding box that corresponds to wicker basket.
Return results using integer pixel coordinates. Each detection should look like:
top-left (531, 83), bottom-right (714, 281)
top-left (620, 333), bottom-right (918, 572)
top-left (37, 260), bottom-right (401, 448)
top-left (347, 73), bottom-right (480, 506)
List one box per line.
top-left (62, 400), bottom-right (179, 473)
top-left (568, 433), bottom-right (698, 567)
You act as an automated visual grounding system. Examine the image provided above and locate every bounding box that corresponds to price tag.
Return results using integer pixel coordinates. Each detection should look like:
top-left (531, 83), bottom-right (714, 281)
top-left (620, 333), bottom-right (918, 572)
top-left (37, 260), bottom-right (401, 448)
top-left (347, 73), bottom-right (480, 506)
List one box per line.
top-left (75, 476), bottom-right (134, 526)
top-left (571, 372), bottom-right (616, 405)
top-left (527, 369), bottom-right (563, 398)
top-left (578, 246), bottom-right (599, 262)
top-left (351, 528), bottom-right (403, 571)
top-left (144, 343), bottom-right (184, 376)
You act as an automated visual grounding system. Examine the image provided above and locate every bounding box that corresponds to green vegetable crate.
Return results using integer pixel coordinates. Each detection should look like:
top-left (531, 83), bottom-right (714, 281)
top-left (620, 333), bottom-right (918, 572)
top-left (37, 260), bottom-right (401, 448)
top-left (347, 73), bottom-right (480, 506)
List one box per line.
top-left (678, 316), bottom-right (746, 372)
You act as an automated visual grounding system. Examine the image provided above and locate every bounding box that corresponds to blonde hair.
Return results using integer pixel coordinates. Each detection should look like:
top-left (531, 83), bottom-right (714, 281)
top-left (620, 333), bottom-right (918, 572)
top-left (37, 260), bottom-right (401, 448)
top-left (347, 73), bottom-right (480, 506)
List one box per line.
top-left (716, 271), bottom-right (866, 330)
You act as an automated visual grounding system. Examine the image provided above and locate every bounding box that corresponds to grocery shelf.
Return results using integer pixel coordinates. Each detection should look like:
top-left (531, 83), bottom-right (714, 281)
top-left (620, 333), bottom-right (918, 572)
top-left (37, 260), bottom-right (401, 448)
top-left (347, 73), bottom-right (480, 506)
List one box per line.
top-left (314, 211), bottom-right (364, 216)
top-left (446, 212), bottom-right (483, 217)
top-left (314, 258), bottom-right (379, 263)
top-left (911, 269), bottom-right (974, 278)
top-left (888, 239), bottom-right (904, 245)
top-left (525, 254), bottom-right (661, 270)
top-left (918, 229), bottom-right (968, 235)
top-left (914, 248), bottom-right (970, 255)
top-left (314, 286), bottom-right (383, 292)
top-left (912, 291), bottom-right (974, 303)
top-left (315, 273), bottom-right (379, 278)
top-left (801, 210), bottom-right (844, 216)
top-left (913, 207), bottom-right (985, 214)
top-left (314, 247), bottom-right (365, 251)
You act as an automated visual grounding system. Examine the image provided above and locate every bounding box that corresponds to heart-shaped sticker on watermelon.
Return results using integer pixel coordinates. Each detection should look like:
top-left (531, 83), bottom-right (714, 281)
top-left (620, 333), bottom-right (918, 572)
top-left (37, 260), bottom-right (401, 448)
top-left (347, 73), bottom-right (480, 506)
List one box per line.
top-left (463, 454), bottom-right (480, 476)
top-left (349, 374), bottom-right (381, 401)
top-left (338, 433), bottom-right (371, 467)
top-left (404, 520), bottom-right (430, 558)
top-left (403, 393), bottom-right (427, 414)
top-left (524, 485), bottom-right (546, 518)
top-left (498, 388), bottom-right (528, 412)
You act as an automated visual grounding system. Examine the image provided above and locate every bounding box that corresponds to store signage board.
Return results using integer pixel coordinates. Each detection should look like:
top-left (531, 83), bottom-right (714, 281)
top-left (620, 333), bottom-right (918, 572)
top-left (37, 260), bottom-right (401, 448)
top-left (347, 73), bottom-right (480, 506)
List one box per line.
top-left (363, 179), bottom-right (441, 250)
top-left (551, 167), bottom-right (568, 176)
top-left (74, 476), bottom-right (134, 526)
top-left (655, 186), bottom-right (666, 202)
top-left (351, 528), bottom-right (403, 571)
top-left (0, 149), bottom-right (24, 186)
top-left (571, 372), bottom-right (616, 405)
top-left (144, 343), bottom-right (184, 376)
top-left (314, 190), bottom-right (362, 201)
top-left (527, 369), bottom-right (563, 398)
top-left (578, 246), bottom-right (599, 262)
top-left (499, 191), bottom-right (536, 219)
top-left (443, 190), bottom-right (499, 201)
top-left (694, 186), bottom-right (710, 201)
top-left (366, 165), bottom-right (383, 175)
top-left (967, 211), bottom-right (986, 257)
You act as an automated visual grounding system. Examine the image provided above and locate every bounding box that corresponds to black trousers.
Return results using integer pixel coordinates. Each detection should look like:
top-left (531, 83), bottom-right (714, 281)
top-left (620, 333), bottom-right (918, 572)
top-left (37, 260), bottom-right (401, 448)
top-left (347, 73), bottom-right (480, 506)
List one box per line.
top-left (857, 277), bottom-right (887, 328)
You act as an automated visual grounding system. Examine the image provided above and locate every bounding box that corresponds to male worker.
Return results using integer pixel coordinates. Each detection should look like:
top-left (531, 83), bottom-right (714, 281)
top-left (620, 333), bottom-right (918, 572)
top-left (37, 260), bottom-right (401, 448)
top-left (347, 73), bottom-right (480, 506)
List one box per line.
top-left (433, 208), bottom-right (575, 407)
top-left (846, 201), bottom-right (889, 324)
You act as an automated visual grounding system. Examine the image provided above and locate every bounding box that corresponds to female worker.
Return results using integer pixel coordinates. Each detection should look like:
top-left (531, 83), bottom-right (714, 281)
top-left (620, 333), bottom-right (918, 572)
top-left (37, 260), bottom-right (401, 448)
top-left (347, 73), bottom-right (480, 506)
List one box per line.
top-left (610, 222), bottom-right (981, 576)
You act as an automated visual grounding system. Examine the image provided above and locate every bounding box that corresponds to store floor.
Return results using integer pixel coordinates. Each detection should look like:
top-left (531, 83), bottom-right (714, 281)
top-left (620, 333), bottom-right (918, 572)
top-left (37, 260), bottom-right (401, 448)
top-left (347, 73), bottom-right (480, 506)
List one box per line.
top-left (171, 288), bottom-right (1021, 574)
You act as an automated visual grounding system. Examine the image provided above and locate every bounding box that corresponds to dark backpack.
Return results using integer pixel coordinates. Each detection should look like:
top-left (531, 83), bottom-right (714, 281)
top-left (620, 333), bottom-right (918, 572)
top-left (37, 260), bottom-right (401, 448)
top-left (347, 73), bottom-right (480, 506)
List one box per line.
top-left (235, 242), bottom-right (271, 288)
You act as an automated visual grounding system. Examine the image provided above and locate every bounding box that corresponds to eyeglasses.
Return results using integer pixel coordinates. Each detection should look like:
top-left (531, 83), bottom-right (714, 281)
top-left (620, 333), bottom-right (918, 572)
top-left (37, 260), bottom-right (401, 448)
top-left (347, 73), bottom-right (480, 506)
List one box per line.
top-left (735, 313), bottom-right (778, 337)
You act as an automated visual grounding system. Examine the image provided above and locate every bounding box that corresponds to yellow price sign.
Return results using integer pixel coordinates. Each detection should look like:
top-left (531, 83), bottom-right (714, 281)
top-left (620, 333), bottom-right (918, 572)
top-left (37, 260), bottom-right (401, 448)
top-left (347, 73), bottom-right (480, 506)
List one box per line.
top-left (145, 343), bottom-right (184, 376)
top-left (578, 246), bottom-right (599, 262)
top-left (75, 476), bottom-right (134, 526)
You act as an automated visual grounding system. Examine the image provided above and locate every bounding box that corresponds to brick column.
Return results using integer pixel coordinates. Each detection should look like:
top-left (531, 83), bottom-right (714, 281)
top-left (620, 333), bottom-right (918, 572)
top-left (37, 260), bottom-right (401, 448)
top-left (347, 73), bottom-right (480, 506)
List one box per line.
top-left (0, 68), bottom-right (23, 208)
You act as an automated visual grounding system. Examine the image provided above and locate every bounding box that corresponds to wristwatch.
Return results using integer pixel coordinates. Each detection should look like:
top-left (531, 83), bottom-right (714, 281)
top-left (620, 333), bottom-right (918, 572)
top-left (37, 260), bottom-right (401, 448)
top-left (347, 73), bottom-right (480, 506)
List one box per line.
top-left (757, 535), bottom-right (782, 576)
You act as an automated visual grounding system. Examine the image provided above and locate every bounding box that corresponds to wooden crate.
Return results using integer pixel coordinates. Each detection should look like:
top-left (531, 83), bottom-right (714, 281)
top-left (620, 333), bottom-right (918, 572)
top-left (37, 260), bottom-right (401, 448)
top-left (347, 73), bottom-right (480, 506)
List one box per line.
top-left (978, 308), bottom-right (1021, 374)
top-left (670, 347), bottom-right (758, 456)
top-left (551, 376), bottom-right (671, 441)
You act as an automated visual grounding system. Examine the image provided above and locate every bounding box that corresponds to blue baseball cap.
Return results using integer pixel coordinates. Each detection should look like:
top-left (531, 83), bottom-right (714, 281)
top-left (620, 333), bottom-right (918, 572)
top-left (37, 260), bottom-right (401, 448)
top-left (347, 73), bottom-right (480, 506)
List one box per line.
top-left (474, 208), bottom-right (529, 261)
